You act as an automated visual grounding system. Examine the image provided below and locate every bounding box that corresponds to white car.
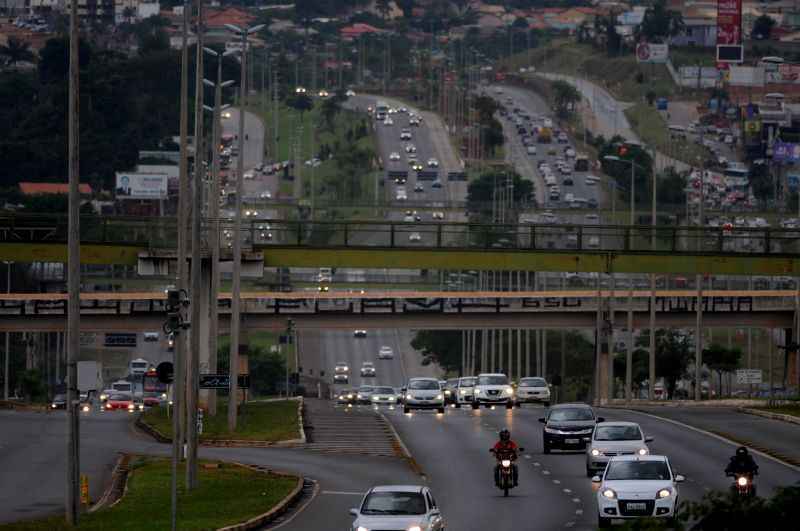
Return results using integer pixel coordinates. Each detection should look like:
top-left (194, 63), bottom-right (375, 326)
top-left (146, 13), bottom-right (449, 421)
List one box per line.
top-left (593, 455), bottom-right (683, 527)
top-left (403, 378), bottom-right (445, 413)
top-left (360, 361), bottom-right (376, 377)
top-left (587, 422), bottom-right (653, 477)
top-left (389, 151), bottom-right (401, 161)
top-left (432, 211), bottom-right (444, 220)
top-left (409, 232), bottom-right (422, 242)
top-left (405, 144), bottom-right (417, 154)
top-left (396, 187), bottom-right (408, 201)
top-left (454, 376), bottom-right (476, 406)
top-left (383, 117), bottom-right (394, 126)
top-left (515, 376), bottom-right (551, 406)
top-left (378, 346), bottom-right (394, 359)
top-left (427, 158), bottom-right (439, 168)
top-left (350, 485), bottom-right (444, 531)
top-left (345, 89), bottom-right (356, 97)
top-left (259, 191), bottom-right (272, 199)
top-left (370, 386), bottom-right (398, 406)
top-left (400, 129), bottom-right (412, 141)
top-left (471, 373), bottom-right (514, 409)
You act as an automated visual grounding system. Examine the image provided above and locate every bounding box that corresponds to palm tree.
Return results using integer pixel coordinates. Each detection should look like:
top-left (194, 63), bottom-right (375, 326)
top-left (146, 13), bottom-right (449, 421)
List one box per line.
top-left (0, 37), bottom-right (35, 67)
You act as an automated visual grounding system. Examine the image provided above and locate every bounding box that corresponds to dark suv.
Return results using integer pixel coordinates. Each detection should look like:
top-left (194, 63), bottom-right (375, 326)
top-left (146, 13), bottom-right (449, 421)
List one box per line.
top-left (539, 403), bottom-right (603, 454)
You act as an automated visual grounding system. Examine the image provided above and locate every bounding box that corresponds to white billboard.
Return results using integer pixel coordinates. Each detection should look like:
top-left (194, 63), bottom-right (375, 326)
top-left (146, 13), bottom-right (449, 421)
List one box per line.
top-left (728, 66), bottom-right (765, 87)
top-left (115, 172), bottom-right (168, 199)
top-left (636, 42), bottom-right (669, 64)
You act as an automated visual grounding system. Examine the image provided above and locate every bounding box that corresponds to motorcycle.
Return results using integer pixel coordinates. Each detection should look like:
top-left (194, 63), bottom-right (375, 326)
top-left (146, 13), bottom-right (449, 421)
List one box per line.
top-left (491, 447), bottom-right (524, 497)
top-left (729, 473), bottom-right (756, 498)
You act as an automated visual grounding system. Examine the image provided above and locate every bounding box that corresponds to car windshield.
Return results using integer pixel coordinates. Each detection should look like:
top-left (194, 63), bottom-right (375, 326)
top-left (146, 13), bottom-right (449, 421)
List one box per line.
top-left (109, 394), bottom-right (131, 401)
top-left (459, 378), bottom-right (476, 387)
top-left (375, 387), bottom-right (395, 394)
top-left (361, 491), bottom-right (426, 515)
top-left (548, 408), bottom-right (594, 421)
top-left (519, 378), bottom-right (547, 387)
top-left (359, 387), bottom-right (375, 393)
top-left (408, 380), bottom-right (439, 390)
top-left (53, 394), bottom-right (66, 401)
top-left (594, 425), bottom-right (642, 441)
top-left (606, 461), bottom-right (670, 481)
top-left (363, 363), bottom-right (374, 367)
top-left (477, 375), bottom-right (508, 385)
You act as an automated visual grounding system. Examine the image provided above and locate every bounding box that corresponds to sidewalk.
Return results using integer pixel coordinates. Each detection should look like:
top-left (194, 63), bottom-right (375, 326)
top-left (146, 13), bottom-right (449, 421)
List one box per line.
top-left (624, 406), bottom-right (800, 467)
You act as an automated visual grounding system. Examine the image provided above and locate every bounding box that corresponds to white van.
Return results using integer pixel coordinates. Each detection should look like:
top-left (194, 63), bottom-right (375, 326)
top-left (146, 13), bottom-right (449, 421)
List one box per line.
top-left (129, 358), bottom-right (149, 376)
top-left (111, 380), bottom-right (133, 394)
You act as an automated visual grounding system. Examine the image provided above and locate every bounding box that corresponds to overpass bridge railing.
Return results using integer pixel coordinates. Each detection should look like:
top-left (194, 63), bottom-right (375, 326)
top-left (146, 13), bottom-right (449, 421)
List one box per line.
top-left (2, 214), bottom-right (800, 257)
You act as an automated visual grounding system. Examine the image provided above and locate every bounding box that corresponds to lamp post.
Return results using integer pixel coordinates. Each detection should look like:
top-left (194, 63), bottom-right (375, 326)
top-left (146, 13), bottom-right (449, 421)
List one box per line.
top-left (224, 22), bottom-right (264, 432)
top-left (201, 47), bottom-right (236, 418)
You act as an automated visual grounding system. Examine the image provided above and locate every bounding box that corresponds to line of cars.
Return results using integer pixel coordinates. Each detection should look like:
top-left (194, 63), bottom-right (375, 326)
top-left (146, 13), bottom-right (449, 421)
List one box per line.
top-left (538, 402), bottom-right (683, 527)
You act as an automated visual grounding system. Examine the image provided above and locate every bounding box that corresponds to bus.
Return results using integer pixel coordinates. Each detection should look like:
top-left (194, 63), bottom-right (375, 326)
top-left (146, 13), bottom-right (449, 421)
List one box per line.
top-left (374, 101), bottom-right (389, 121)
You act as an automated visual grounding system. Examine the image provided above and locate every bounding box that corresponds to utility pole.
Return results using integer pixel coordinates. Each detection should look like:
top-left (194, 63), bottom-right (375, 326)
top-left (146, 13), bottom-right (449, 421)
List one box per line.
top-left (66, 0), bottom-right (80, 523)
top-left (225, 22), bottom-right (264, 431)
top-left (649, 148), bottom-right (657, 400)
top-left (172, 2), bottom-right (191, 528)
top-left (185, 0), bottom-right (204, 490)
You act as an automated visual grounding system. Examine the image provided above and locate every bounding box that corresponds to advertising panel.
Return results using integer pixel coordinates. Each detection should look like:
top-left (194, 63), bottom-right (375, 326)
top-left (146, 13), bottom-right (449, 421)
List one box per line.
top-left (728, 66), bottom-right (765, 87)
top-left (115, 172), bottom-right (168, 199)
top-left (717, 0), bottom-right (742, 64)
top-left (636, 42), bottom-right (669, 64)
top-left (772, 142), bottom-right (800, 163)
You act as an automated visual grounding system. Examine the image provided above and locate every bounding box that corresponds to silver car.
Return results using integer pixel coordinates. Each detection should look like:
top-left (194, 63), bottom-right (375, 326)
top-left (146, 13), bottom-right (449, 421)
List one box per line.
top-left (586, 421), bottom-right (653, 477)
top-left (369, 386), bottom-right (398, 407)
top-left (403, 377), bottom-right (444, 414)
top-left (455, 376), bottom-right (476, 407)
top-left (515, 376), bottom-right (551, 406)
top-left (350, 485), bottom-right (444, 531)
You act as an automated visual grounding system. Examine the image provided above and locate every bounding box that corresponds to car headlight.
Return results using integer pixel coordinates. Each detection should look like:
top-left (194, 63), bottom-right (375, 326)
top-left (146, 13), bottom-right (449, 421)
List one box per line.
top-left (444, 390), bottom-right (451, 396)
top-left (737, 476), bottom-right (748, 487)
top-left (51, 403), bottom-right (57, 409)
top-left (106, 403), bottom-right (112, 409)
top-left (139, 404), bottom-right (145, 411)
top-left (161, 393), bottom-right (167, 399)
top-left (505, 386), bottom-right (514, 395)
top-left (501, 459), bottom-right (512, 467)
top-left (408, 526), bottom-right (422, 531)
top-left (544, 426), bottom-right (561, 434)
top-left (657, 488), bottom-right (672, 498)
top-left (100, 394), bottom-right (107, 401)
top-left (347, 394), bottom-right (353, 399)
top-left (591, 449), bottom-right (600, 456)
top-left (602, 488), bottom-right (617, 499)
top-left (436, 394), bottom-right (443, 400)
top-left (460, 389), bottom-right (467, 394)
top-left (357, 394), bottom-right (363, 399)
top-left (127, 404), bottom-right (134, 410)
top-left (407, 394), bottom-right (414, 400)
top-left (356, 527), bottom-right (368, 531)
top-left (82, 405), bottom-right (90, 412)
top-left (371, 396), bottom-right (379, 401)
top-left (638, 448), bottom-right (648, 455)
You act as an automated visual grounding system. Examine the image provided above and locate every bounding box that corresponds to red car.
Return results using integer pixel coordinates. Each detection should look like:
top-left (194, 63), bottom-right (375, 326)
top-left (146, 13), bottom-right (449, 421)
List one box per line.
top-left (142, 394), bottom-right (162, 408)
top-left (105, 393), bottom-right (134, 412)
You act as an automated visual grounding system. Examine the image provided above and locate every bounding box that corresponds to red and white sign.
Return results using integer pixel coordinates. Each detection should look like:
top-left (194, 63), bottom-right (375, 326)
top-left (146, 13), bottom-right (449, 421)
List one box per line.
top-left (717, 0), bottom-right (742, 45)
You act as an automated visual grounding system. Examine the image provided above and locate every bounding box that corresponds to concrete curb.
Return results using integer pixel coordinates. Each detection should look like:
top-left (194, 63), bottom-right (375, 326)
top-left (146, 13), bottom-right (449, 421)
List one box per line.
top-left (739, 407), bottom-right (800, 426)
top-left (604, 399), bottom-right (767, 408)
top-left (88, 453), bottom-right (131, 513)
top-left (217, 465), bottom-right (304, 531)
top-left (0, 400), bottom-right (47, 412)
top-left (376, 410), bottom-right (426, 479)
top-left (136, 399), bottom-right (306, 447)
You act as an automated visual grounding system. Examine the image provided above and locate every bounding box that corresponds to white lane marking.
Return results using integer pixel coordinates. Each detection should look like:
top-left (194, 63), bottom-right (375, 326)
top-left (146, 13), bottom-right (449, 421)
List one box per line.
top-left (564, 522), bottom-right (575, 528)
top-left (524, 454), bottom-right (531, 459)
top-left (533, 462), bottom-right (541, 467)
top-left (572, 497), bottom-right (581, 503)
top-left (611, 408), bottom-right (800, 473)
top-left (542, 470), bottom-right (551, 475)
top-left (321, 490), bottom-right (364, 496)
top-left (552, 479), bottom-right (561, 484)
top-left (575, 509), bottom-right (583, 515)
top-left (563, 488), bottom-right (572, 494)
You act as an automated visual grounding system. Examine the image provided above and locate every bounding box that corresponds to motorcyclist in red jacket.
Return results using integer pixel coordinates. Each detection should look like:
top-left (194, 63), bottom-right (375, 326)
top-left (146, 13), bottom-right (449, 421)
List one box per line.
top-left (491, 429), bottom-right (519, 486)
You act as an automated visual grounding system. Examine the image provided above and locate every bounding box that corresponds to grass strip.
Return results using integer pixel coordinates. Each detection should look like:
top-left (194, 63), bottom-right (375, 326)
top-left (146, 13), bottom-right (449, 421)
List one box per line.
top-left (0, 457), bottom-right (297, 531)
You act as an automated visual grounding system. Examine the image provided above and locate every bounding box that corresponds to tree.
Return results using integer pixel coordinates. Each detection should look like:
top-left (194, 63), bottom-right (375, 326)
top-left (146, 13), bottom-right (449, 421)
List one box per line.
top-left (598, 136), bottom-right (654, 206)
top-left (680, 485), bottom-right (800, 529)
top-left (752, 15), bottom-right (776, 40)
top-left (467, 169), bottom-right (533, 218)
top-left (0, 37), bottom-right (35, 67)
top-left (552, 80), bottom-right (581, 118)
top-left (638, 0), bottom-right (685, 43)
top-left (286, 92), bottom-right (314, 113)
top-left (703, 343), bottom-right (741, 397)
top-left (650, 329), bottom-right (692, 399)
top-left (410, 330), bottom-right (462, 373)
top-left (656, 168), bottom-right (687, 207)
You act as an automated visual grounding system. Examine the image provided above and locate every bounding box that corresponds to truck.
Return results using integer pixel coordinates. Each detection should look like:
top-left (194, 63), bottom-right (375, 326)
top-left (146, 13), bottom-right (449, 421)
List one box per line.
top-left (77, 361), bottom-right (103, 398)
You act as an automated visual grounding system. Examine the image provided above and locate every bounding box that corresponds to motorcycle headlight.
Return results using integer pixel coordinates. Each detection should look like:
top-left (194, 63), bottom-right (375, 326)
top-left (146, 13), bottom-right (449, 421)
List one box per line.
top-left (591, 449), bottom-right (600, 456)
top-left (602, 488), bottom-right (617, 499)
top-left (737, 476), bottom-right (748, 487)
top-left (501, 459), bottom-right (512, 467)
top-left (657, 488), bottom-right (672, 499)
top-left (436, 394), bottom-right (443, 400)
top-left (408, 526), bottom-right (422, 531)
top-left (82, 405), bottom-right (90, 412)
top-left (638, 448), bottom-right (648, 455)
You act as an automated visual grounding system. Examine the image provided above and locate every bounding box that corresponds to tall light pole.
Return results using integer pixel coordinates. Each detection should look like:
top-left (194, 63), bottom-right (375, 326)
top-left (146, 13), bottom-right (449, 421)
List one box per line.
top-left (186, 0), bottom-right (206, 490)
top-left (202, 47), bottom-right (235, 419)
top-left (172, 1), bottom-right (191, 528)
top-left (225, 22), bottom-right (264, 432)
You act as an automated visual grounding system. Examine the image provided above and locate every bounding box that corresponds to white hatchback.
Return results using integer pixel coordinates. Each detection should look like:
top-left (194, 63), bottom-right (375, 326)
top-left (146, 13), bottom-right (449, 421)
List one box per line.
top-left (593, 455), bottom-right (683, 528)
top-left (378, 346), bottom-right (394, 359)
top-left (350, 485), bottom-right (444, 531)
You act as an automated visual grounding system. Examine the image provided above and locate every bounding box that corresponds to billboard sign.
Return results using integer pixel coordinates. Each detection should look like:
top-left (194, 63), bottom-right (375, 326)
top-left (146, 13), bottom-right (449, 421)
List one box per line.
top-left (636, 42), bottom-right (669, 64)
top-left (735, 369), bottom-right (762, 384)
top-left (772, 142), bottom-right (800, 163)
top-left (717, 0), bottom-right (742, 64)
top-left (115, 173), bottom-right (168, 199)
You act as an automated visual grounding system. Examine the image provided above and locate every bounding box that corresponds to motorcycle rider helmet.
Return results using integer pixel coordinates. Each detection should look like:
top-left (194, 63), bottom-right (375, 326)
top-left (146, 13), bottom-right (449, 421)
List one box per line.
top-left (499, 429), bottom-right (511, 442)
top-left (736, 446), bottom-right (749, 458)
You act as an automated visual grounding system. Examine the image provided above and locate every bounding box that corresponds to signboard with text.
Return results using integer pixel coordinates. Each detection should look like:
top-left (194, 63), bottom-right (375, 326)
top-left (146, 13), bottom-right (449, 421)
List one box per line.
top-left (636, 42), bottom-right (669, 64)
top-left (736, 369), bottom-right (762, 384)
top-left (717, 0), bottom-right (743, 63)
top-left (115, 172), bottom-right (168, 199)
top-left (772, 142), bottom-right (800, 163)
top-left (199, 374), bottom-right (250, 389)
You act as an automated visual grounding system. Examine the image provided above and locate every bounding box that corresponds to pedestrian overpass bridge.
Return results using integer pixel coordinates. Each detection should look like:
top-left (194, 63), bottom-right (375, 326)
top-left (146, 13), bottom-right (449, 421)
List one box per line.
top-left (0, 289), bottom-right (795, 332)
top-left (2, 214), bottom-right (800, 275)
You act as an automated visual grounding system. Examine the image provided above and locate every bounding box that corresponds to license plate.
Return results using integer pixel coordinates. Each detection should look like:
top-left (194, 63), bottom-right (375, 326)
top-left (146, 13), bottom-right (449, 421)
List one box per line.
top-left (565, 438), bottom-right (580, 444)
top-left (626, 502), bottom-right (647, 511)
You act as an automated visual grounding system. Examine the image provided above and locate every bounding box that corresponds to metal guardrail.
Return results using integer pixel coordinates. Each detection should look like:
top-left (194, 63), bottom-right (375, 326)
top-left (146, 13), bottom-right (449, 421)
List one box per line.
top-left (1, 214), bottom-right (800, 257)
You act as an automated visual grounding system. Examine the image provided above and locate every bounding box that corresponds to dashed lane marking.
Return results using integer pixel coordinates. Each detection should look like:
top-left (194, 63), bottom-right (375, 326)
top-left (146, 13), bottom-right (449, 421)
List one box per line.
top-left (563, 488), bottom-right (572, 494)
top-left (575, 509), bottom-right (583, 516)
top-left (572, 498), bottom-right (581, 503)
top-left (552, 479), bottom-right (561, 484)
top-left (542, 470), bottom-right (551, 475)
top-left (533, 462), bottom-right (541, 467)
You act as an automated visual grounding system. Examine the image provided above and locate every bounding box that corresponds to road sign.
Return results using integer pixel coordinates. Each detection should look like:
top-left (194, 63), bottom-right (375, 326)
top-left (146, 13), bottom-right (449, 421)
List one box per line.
top-left (736, 369), bottom-right (762, 384)
top-left (199, 374), bottom-right (250, 389)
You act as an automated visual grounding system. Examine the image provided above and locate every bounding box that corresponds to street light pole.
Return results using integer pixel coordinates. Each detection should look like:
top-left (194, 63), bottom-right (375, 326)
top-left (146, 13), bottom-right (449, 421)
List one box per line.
top-left (649, 148), bottom-right (657, 400)
top-left (225, 22), bottom-right (264, 432)
top-left (66, 0), bottom-right (81, 522)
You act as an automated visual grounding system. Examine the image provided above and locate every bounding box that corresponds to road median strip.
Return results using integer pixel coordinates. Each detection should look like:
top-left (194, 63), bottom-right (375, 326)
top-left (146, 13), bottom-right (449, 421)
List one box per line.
top-left (738, 407), bottom-right (800, 426)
